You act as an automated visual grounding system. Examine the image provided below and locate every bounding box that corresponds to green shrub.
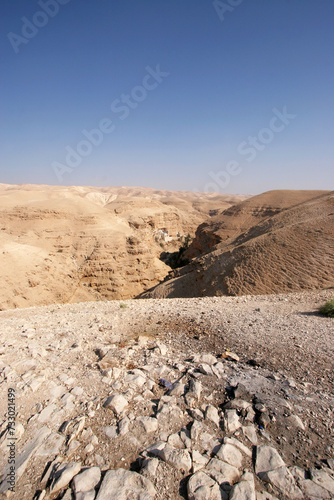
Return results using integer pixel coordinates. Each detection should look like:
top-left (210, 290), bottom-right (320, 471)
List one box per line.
top-left (319, 298), bottom-right (334, 318)
top-left (120, 303), bottom-right (127, 309)
top-left (160, 233), bottom-right (192, 269)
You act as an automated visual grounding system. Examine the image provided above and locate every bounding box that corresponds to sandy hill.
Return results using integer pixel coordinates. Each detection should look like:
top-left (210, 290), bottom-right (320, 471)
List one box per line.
top-left (0, 184), bottom-right (247, 310)
top-left (141, 190), bottom-right (334, 298)
top-left (185, 189), bottom-right (329, 259)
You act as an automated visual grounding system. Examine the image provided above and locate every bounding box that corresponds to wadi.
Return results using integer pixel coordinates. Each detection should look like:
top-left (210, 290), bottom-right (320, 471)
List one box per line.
top-left (0, 183), bottom-right (247, 311)
top-left (0, 183), bottom-right (333, 500)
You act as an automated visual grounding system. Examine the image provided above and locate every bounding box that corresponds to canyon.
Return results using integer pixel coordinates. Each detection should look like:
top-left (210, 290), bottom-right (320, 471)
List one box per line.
top-left (0, 183), bottom-right (247, 310)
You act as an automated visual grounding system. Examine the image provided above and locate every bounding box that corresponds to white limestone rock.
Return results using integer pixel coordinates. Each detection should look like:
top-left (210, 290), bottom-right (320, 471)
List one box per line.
top-left (50, 462), bottom-right (82, 494)
top-left (187, 471), bottom-right (226, 500)
top-left (255, 445), bottom-right (286, 475)
top-left (259, 466), bottom-right (303, 499)
top-left (72, 466), bottom-right (101, 493)
top-left (215, 443), bottom-right (243, 469)
top-left (224, 409), bottom-right (241, 434)
top-left (104, 394), bottom-right (128, 415)
top-left (96, 469), bottom-right (156, 499)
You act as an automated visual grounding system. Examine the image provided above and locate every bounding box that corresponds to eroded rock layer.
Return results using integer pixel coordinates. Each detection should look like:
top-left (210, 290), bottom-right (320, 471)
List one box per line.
top-left (0, 184), bottom-right (246, 310)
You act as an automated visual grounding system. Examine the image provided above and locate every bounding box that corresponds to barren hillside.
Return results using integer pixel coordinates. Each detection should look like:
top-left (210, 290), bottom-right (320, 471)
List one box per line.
top-left (0, 184), bottom-right (246, 310)
top-left (142, 190), bottom-right (334, 298)
top-left (185, 190), bottom-right (329, 259)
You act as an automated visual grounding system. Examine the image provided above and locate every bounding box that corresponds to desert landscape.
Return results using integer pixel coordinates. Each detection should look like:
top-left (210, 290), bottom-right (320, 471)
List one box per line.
top-left (0, 184), bottom-right (333, 499)
top-left (0, 183), bottom-right (247, 310)
top-left (2, 1), bottom-right (333, 498)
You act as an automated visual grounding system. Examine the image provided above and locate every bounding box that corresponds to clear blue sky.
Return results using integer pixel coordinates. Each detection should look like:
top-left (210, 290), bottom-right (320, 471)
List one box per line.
top-left (1, 0), bottom-right (333, 193)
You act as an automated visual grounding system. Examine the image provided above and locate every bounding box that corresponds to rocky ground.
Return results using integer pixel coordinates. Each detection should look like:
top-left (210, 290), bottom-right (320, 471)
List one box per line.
top-left (0, 290), bottom-right (333, 499)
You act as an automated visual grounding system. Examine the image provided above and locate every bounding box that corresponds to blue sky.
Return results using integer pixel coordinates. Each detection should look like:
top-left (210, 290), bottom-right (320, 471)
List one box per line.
top-left (0, 0), bottom-right (333, 193)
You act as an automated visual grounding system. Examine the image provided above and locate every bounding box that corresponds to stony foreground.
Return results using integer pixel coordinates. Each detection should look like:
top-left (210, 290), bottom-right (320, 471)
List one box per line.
top-left (0, 291), bottom-right (333, 499)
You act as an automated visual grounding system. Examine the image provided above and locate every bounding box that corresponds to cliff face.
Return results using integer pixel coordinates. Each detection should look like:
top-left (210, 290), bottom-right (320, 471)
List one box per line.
top-left (142, 190), bottom-right (334, 298)
top-left (0, 184), bottom-right (247, 310)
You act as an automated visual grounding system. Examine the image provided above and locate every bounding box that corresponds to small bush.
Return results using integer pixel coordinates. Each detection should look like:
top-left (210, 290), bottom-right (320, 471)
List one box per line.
top-left (319, 298), bottom-right (334, 318)
top-left (119, 303), bottom-right (127, 309)
top-left (159, 233), bottom-right (192, 269)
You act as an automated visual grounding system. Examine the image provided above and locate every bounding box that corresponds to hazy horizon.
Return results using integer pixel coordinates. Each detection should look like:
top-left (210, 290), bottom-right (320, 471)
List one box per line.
top-left (1, 1), bottom-right (333, 194)
top-left (0, 181), bottom-right (332, 199)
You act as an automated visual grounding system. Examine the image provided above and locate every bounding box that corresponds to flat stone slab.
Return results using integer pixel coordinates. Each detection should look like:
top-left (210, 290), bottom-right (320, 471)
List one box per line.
top-left (229, 479), bottom-right (256, 500)
top-left (242, 425), bottom-right (258, 445)
top-left (50, 462), bottom-right (82, 494)
top-left (255, 445), bottom-right (286, 475)
top-left (310, 468), bottom-right (334, 495)
top-left (103, 425), bottom-right (118, 439)
top-left (38, 403), bottom-right (57, 423)
top-left (192, 450), bottom-right (210, 473)
top-left (259, 466), bottom-right (303, 499)
top-left (137, 417), bottom-right (158, 433)
top-left (205, 405), bottom-right (220, 427)
top-left (158, 445), bottom-right (192, 472)
top-left (216, 443), bottom-right (243, 468)
top-left (223, 436), bottom-right (252, 458)
top-left (36, 432), bottom-right (65, 456)
top-left (204, 458), bottom-right (241, 485)
top-left (187, 471), bottom-right (226, 500)
top-left (298, 478), bottom-right (332, 499)
top-left (75, 491), bottom-right (96, 500)
top-left (96, 468), bottom-right (156, 500)
top-left (72, 466), bottom-right (101, 493)
top-left (0, 426), bottom-right (50, 493)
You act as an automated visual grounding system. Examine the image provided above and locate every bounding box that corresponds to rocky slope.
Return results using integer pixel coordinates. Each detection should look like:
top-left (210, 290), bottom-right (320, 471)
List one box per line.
top-left (184, 190), bottom-right (329, 259)
top-left (0, 184), bottom-right (246, 310)
top-left (142, 191), bottom-right (334, 298)
top-left (0, 290), bottom-right (333, 499)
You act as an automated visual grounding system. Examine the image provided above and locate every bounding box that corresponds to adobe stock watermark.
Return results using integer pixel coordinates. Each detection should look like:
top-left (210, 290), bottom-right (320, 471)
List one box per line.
top-left (52, 65), bottom-right (169, 183)
top-left (7, 0), bottom-right (72, 54)
top-left (6, 388), bottom-right (16, 494)
top-left (213, 0), bottom-right (244, 22)
top-left (204, 106), bottom-right (296, 192)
